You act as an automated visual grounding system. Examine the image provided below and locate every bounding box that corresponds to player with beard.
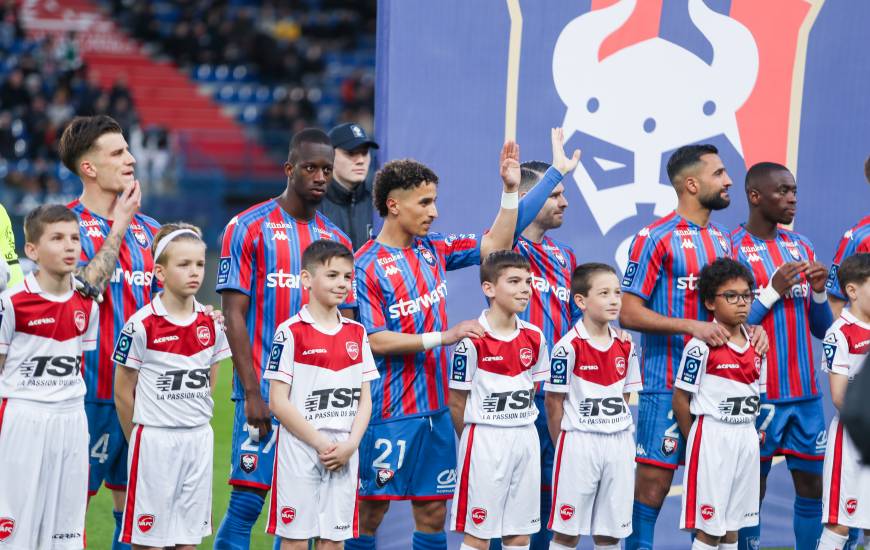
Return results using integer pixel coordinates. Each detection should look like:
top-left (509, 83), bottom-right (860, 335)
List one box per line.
top-left (619, 144), bottom-right (768, 550)
top-left (213, 128), bottom-right (354, 549)
top-left (731, 163), bottom-right (835, 550)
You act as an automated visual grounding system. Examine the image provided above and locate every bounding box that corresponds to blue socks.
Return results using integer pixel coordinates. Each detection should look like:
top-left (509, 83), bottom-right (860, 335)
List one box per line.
top-left (737, 522), bottom-right (760, 550)
top-left (345, 534), bottom-right (377, 550)
top-left (845, 527), bottom-right (861, 550)
top-left (412, 531), bottom-right (446, 550)
top-left (793, 496), bottom-right (823, 550)
top-left (626, 502), bottom-right (659, 550)
top-left (111, 510), bottom-right (130, 550)
top-left (213, 490), bottom-right (265, 550)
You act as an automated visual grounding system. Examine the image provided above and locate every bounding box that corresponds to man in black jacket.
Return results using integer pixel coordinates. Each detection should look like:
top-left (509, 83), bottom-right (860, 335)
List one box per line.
top-left (319, 122), bottom-right (379, 249)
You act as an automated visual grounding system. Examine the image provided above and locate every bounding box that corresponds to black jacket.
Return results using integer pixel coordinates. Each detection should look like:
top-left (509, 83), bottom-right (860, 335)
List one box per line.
top-left (317, 178), bottom-right (373, 250)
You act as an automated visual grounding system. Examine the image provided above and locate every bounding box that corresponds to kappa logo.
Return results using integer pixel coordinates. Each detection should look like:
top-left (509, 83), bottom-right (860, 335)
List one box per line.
top-left (346, 341), bottom-right (360, 360)
top-left (746, 253), bottom-right (763, 263)
top-left (700, 504), bottom-right (716, 521)
top-left (74, 310), bottom-right (86, 332)
top-left (845, 498), bottom-right (858, 516)
top-left (615, 356), bottom-right (626, 376)
top-left (376, 468), bottom-right (395, 488)
top-left (559, 504), bottom-right (575, 521)
top-left (280, 507), bottom-right (296, 524)
top-left (197, 325), bottom-right (211, 346)
top-left (87, 227), bottom-right (103, 238)
top-left (384, 265), bottom-right (401, 277)
top-left (680, 239), bottom-right (696, 249)
top-left (137, 514), bottom-right (155, 533)
top-left (519, 347), bottom-right (534, 368)
top-left (470, 507), bottom-right (487, 525)
top-left (0, 518), bottom-right (14, 541)
top-left (272, 231), bottom-right (288, 241)
top-left (661, 437), bottom-right (678, 456)
top-left (240, 453), bottom-right (258, 473)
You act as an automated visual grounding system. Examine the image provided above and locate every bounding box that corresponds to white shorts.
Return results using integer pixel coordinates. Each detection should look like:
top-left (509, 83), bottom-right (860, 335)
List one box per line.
top-left (450, 423), bottom-right (541, 539)
top-left (680, 416), bottom-right (760, 536)
top-left (120, 424), bottom-right (213, 547)
top-left (548, 429), bottom-right (634, 538)
top-left (0, 398), bottom-right (88, 550)
top-left (268, 428), bottom-right (359, 541)
top-left (822, 416), bottom-right (870, 529)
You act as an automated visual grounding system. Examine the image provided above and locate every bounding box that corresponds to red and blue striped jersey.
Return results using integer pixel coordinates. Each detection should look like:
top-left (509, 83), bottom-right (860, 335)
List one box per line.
top-left (68, 200), bottom-right (160, 403)
top-left (216, 199), bottom-right (353, 402)
top-left (827, 215), bottom-right (870, 300)
top-left (621, 211), bottom-right (732, 393)
top-left (354, 232), bottom-right (480, 422)
top-left (732, 226), bottom-right (824, 402)
top-left (515, 235), bottom-right (578, 394)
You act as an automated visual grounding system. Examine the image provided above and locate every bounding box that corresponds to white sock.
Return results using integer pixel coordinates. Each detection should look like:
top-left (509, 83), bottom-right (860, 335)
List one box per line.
top-left (594, 544), bottom-right (620, 550)
top-left (817, 527), bottom-right (848, 550)
top-left (691, 539), bottom-right (717, 550)
top-left (549, 542), bottom-right (575, 550)
top-left (502, 545), bottom-right (530, 550)
top-left (719, 543), bottom-right (737, 550)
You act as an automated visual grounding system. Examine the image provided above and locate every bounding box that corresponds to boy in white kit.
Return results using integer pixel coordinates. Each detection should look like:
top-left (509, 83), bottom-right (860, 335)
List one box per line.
top-left (0, 205), bottom-right (99, 549)
top-left (113, 223), bottom-right (231, 549)
top-left (673, 258), bottom-right (766, 550)
top-left (265, 240), bottom-right (377, 548)
top-left (818, 253), bottom-right (870, 550)
top-left (448, 250), bottom-right (550, 550)
top-left (544, 263), bottom-right (642, 550)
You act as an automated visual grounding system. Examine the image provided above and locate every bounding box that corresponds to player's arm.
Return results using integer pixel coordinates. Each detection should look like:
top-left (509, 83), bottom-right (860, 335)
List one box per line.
top-left (804, 261), bottom-right (834, 338)
top-left (672, 340), bottom-right (707, 438)
top-left (544, 340), bottom-right (572, 445)
top-left (268, 380), bottom-right (335, 455)
top-left (368, 319), bottom-right (484, 356)
top-left (544, 392), bottom-right (565, 446)
top-left (0, 204), bottom-right (22, 288)
top-left (621, 293), bottom-right (730, 347)
top-left (114, 365), bottom-right (138, 441)
top-left (448, 389), bottom-right (468, 437)
top-left (210, 362), bottom-right (220, 394)
top-left (222, 290), bottom-right (271, 438)
top-left (671, 389), bottom-right (693, 439)
top-left (448, 338), bottom-right (475, 436)
top-left (829, 373), bottom-right (849, 411)
top-left (320, 382), bottom-right (373, 471)
top-left (74, 181), bottom-right (141, 292)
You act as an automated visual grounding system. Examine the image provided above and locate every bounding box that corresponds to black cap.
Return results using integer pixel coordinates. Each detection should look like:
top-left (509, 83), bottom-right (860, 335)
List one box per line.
top-left (328, 123), bottom-right (379, 151)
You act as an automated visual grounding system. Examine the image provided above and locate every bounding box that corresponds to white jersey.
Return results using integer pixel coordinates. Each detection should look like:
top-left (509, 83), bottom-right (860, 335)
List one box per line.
top-left (674, 328), bottom-right (766, 424)
top-left (822, 309), bottom-right (870, 379)
top-left (544, 322), bottom-right (642, 433)
top-left (263, 305), bottom-right (379, 433)
top-left (449, 311), bottom-right (549, 427)
top-left (0, 272), bottom-right (98, 402)
top-left (112, 294), bottom-right (231, 428)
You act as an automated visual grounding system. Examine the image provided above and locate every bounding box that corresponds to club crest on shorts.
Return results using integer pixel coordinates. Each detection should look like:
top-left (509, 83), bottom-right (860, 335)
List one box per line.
top-left (376, 468), bottom-right (394, 488)
top-left (615, 356), bottom-right (626, 376)
top-left (700, 504), bottom-right (716, 521)
top-left (418, 247), bottom-right (436, 266)
top-left (661, 437), bottom-right (678, 456)
top-left (197, 325), bottom-right (211, 346)
top-left (240, 453), bottom-right (258, 473)
top-left (559, 504), bottom-right (575, 521)
top-left (519, 347), bottom-right (534, 368)
top-left (471, 507), bottom-right (487, 525)
top-left (0, 518), bottom-right (14, 541)
top-left (137, 514), bottom-right (155, 533)
top-left (74, 310), bottom-right (86, 333)
top-left (280, 507), bottom-right (296, 524)
top-left (346, 341), bottom-right (360, 360)
top-left (845, 498), bottom-right (858, 516)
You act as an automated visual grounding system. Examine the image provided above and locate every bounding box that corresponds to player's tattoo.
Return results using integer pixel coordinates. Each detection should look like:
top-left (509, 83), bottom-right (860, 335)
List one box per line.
top-left (75, 228), bottom-right (125, 292)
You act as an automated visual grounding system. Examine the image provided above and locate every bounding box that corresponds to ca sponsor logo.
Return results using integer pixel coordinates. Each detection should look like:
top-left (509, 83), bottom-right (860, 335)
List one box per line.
top-left (471, 507), bottom-right (487, 525)
top-left (137, 514), bottom-right (155, 533)
top-left (436, 469), bottom-right (456, 491)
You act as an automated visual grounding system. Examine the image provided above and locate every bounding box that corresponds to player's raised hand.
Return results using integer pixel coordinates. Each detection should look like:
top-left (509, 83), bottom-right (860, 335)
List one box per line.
top-left (499, 140), bottom-right (521, 193)
top-left (244, 393), bottom-right (272, 440)
top-left (803, 261), bottom-right (829, 293)
top-left (689, 319), bottom-right (731, 347)
top-left (770, 261), bottom-right (808, 295)
top-left (747, 325), bottom-right (769, 355)
top-left (442, 319), bottom-right (485, 346)
top-left (111, 179), bottom-right (141, 224)
top-left (551, 127), bottom-right (581, 175)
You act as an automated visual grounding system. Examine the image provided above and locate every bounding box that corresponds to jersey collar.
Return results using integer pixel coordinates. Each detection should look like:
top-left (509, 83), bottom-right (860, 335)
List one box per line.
top-left (149, 293), bottom-right (205, 324)
top-left (572, 320), bottom-right (618, 341)
top-left (841, 308), bottom-right (870, 330)
top-left (22, 271), bottom-right (75, 302)
top-left (297, 304), bottom-right (349, 335)
top-left (478, 309), bottom-right (521, 341)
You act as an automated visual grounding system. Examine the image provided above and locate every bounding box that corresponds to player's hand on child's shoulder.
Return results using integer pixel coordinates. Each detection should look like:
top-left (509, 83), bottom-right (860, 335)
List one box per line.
top-left (203, 304), bottom-right (225, 328)
top-left (689, 319), bottom-right (730, 347)
top-left (73, 275), bottom-right (104, 303)
top-left (747, 325), bottom-right (769, 355)
top-left (442, 319), bottom-right (485, 346)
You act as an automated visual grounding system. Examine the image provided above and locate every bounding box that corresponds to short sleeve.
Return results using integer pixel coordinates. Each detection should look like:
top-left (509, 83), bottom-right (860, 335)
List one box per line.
top-left (360, 332), bottom-right (379, 382)
top-left (449, 338), bottom-right (477, 390)
top-left (624, 342), bottom-right (643, 393)
top-left (821, 329), bottom-right (851, 376)
top-left (544, 338), bottom-right (575, 393)
top-left (621, 230), bottom-right (665, 300)
top-left (113, 319), bottom-right (146, 370)
top-left (263, 324), bottom-right (295, 385)
top-left (210, 321), bottom-right (232, 364)
top-left (673, 339), bottom-right (709, 393)
top-left (0, 294), bottom-right (14, 355)
top-left (531, 334), bottom-right (550, 382)
top-left (355, 264), bottom-right (387, 335)
top-left (82, 300), bottom-right (99, 352)
top-left (438, 233), bottom-right (481, 271)
top-left (216, 217), bottom-right (257, 295)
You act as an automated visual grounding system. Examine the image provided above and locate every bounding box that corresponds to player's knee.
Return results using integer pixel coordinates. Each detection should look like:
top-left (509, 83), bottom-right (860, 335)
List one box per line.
top-left (634, 464), bottom-right (672, 507)
top-left (502, 534), bottom-right (530, 546)
top-left (552, 532), bottom-right (579, 548)
top-left (110, 488), bottom-right (127, 511)
top-left (792, 470), bottom-right (822, 498)
top-left (358, 500), bottom-right (390, 534)
top-left (695, 530), bottom-right (721, 546)
top-left (412, 500), bottom-right (447, 532)
top-left (592, 534), bottom-right (619, 546)
top-left (759, 474), bottom-right (768, 501)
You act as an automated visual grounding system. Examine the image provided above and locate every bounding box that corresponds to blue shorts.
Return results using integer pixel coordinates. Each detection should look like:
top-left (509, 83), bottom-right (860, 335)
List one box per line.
top-left (634, 392), bottom-right (686, 469)
top-left (85, 402), bottom-right (128, 494)
top-left (228, 399), bottom-right (280, 491)
top-left (534, 394), bottom-right (555, 492)
top-left (358, 409), bottom-right (456, 500)
top-left (758, 398), bottom-right (826, 476)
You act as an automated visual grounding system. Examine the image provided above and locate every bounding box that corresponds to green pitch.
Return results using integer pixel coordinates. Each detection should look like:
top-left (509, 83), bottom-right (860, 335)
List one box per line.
top-left (85, 359), bottom-right (800, 549)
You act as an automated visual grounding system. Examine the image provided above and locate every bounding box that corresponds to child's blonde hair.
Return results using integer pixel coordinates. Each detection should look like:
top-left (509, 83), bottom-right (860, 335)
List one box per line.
top-left (151, 222), bottom-right (204, 265)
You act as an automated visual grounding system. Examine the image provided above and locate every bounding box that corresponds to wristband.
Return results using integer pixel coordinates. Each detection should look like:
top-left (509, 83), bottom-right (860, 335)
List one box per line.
top-left (812, 290), bottom-right (827, 303)
top-left (757, 285), bottom-right (781, 309)
top-left (421, 332), bottom-right (442, 350)
top-left (501, 191), bottom-right (519, 209)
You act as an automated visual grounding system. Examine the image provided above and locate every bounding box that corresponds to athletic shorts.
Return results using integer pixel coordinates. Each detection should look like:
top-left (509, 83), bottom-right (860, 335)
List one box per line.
top-left (548, 429), bottom-right (634, 539)
top-left (121, 424), bottom-right (213, 547)
top-left (635, 392), bottom-right (686, 469)
top-left (358, 409), bottom-right (457, 500)
top-left (228, 399), bottom-right (280, 490)
top-left (680, 416), bottom-right (760, 537)
top-left (535, 393), bottom-right (555, 493)
top-left (450, 423), bottom-right (541, 539)
top-left (822, 416), bottom-right (870, 529)
top-left (85, 401), bottom-right (128, 494)
top-left (267, 428), bottom-right (359, 541)
top-left (0, 398), bottom-right (88, 549)
top-left (757, 397), bottom-right (826, 476)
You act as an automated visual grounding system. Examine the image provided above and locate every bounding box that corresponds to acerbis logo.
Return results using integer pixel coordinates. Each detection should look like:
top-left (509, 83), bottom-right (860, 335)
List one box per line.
top-left (388, 281), bottom-right (447, 319)
top-left (266, 270), bottom-right (301, 289)
top-left (27, 317), bottom-right (56, 326)
top-left (152, 335), bottom-right (179, 344)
